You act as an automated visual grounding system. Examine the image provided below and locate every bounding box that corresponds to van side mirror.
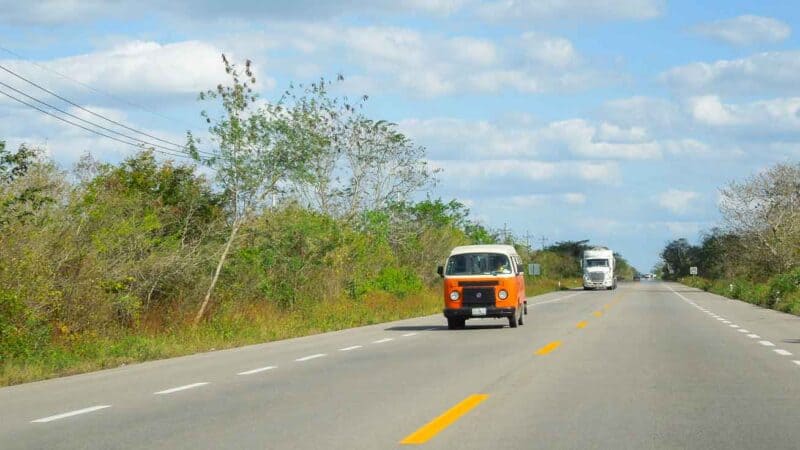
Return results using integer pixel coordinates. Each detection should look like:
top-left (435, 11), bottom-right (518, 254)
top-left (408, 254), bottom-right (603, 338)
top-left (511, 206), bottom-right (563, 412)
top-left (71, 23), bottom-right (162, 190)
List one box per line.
top-left (437, 266), bottom-right (444, 277)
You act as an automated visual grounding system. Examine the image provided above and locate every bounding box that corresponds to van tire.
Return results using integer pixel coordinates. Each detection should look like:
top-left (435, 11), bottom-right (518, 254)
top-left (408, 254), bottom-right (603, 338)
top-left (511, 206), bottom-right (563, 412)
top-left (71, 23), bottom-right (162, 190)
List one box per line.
top-left (508, 309), bottom-right (519, 328)
top-left (518, 306), bottom-right (524, 326)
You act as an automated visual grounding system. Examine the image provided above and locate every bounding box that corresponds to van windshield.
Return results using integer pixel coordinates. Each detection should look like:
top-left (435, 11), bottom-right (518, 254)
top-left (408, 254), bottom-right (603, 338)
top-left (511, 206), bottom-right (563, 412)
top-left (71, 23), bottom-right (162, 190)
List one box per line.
top-left (586, 258), bottom-right (609, 267)
top-left (446, 253), bottom-right (511, 275)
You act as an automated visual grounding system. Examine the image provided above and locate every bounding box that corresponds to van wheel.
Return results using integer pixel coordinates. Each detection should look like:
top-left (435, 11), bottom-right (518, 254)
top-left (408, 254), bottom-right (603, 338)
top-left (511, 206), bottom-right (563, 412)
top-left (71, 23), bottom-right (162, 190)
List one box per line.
top-left (524, 302), bottom-right (528, 315)
top-left (508, 309), bottom-right (518, 328)
top-left (518, 306), bottom-right (524, 326)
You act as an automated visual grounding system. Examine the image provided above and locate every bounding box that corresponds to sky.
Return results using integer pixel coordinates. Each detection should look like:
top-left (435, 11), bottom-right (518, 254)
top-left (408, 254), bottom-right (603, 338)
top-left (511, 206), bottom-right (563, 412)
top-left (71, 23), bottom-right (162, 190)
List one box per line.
top-left (1, 0), bottom-right (799, 272)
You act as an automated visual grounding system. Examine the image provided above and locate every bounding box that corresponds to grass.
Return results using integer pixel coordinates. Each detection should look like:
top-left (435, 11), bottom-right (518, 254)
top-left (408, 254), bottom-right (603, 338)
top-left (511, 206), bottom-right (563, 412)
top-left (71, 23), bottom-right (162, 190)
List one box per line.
top-left (0, 278), bottom-right (574, 386)
top-left (680, 276), bottom-right (800, 316)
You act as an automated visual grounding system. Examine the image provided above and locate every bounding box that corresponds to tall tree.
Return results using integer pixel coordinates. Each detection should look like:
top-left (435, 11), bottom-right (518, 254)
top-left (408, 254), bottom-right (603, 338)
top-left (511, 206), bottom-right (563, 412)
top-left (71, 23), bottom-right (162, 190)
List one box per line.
top-left (189, 56), bottom-right (323, 324)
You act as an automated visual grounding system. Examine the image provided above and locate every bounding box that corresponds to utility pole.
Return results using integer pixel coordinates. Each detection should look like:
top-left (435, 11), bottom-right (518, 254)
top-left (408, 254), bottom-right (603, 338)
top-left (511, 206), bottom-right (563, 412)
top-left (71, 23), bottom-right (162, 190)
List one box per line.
top-left (502, 223), bottom-right (509, 244)
top-left (524, 230), bottom-right (533, 251)
top-left (539, 236), bottom-right (548, 250)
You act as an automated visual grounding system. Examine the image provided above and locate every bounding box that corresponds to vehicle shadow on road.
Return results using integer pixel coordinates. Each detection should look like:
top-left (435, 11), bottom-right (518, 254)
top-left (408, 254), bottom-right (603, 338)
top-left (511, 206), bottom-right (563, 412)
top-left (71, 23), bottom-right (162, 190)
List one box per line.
top-left (385, 324), bottom-right (506, 331)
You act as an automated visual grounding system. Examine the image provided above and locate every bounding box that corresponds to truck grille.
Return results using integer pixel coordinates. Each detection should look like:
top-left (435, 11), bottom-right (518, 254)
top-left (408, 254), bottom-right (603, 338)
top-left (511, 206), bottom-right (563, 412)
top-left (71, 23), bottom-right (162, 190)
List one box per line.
top-left (589, 272), bottom-right (605, 282)
top-left (462, 287), bottom-right (495, 307)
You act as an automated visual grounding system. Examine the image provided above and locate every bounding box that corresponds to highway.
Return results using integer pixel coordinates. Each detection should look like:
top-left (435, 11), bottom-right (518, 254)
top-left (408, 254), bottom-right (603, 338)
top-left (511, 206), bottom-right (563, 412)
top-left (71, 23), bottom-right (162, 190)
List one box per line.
top-left (2, 281), bottom-right (800, 449)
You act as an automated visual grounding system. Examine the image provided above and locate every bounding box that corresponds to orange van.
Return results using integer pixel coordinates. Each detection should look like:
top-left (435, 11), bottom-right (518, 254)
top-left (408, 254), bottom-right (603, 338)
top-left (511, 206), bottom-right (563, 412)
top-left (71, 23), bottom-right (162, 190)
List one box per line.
top-left (437, 244), bottom-right (527, 329)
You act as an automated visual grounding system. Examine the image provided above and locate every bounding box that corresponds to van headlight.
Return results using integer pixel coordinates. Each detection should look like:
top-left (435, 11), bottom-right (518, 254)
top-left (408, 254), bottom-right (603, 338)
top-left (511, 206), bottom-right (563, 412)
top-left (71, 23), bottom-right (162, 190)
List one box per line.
top-left (498, 290), bottom-right (508, 300)
top-left (450, 291), bottom-right (460, 301)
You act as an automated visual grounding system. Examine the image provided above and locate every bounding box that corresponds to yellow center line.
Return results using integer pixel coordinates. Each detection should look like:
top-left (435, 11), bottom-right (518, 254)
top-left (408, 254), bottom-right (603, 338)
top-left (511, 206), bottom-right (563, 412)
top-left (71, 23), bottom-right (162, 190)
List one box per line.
top-left (400, 394), bottom-right (488, 445)
top-left (593, 311), bottom-right (603, 317)
top-left (576, 320), bottom-right (588, 329)
top-left (535, 340), bottom-right (562, 355)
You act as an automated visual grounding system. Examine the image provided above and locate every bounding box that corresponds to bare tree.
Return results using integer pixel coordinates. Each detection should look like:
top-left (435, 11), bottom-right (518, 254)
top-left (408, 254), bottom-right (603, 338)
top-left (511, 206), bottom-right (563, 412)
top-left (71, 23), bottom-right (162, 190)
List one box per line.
top-left (718, 163), bottom-right (800, 275)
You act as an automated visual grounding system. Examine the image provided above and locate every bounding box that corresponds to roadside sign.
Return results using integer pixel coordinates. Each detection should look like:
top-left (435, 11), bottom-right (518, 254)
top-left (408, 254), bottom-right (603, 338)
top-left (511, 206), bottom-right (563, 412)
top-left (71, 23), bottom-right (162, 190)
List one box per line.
top-left (528, 263), bottom-right (541, 276)
top-left (690, 266), bottom-right (698, 276)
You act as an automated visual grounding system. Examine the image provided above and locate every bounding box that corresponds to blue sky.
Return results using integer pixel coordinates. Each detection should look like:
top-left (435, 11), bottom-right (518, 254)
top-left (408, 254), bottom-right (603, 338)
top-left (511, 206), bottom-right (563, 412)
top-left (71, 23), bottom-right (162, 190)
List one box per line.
top-left (1, 1), bottom-right (799, 271)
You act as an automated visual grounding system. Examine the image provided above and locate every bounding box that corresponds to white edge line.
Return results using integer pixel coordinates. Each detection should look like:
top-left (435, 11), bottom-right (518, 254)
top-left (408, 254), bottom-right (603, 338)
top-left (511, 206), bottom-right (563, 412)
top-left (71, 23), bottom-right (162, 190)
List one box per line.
top-left (154, 382), bottom-right (209, 395)
top-left (774, 349), bottom-right (792, 356)
top-left (295, 353), bottom-right (326, 362)
top-left (31, 405), bottom-right (111, 423)
top-left (339, 345), bottom-right (362, 351)
top-left (237, 366), bottom-right (276, 376)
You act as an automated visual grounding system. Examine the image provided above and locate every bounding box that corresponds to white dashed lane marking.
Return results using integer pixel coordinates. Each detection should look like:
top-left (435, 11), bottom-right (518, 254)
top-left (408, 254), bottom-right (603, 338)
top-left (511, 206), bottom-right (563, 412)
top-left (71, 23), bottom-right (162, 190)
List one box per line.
top-left (154, 382), bottom-right (209, 395)
top-left (237, 366), bottom-right (276, 376)
top-left (674, 286), bottom-right (800, 368)
top-left (339, 345), bottom-right (362, 352)
top-left (31, 405), bottom-right (111, 423)
top-left (295, 354), bottom-right (326, 362)
top-left (373, 338), bottom-right (393, 344)
top-left (402, 332), bottom-right (418, 337)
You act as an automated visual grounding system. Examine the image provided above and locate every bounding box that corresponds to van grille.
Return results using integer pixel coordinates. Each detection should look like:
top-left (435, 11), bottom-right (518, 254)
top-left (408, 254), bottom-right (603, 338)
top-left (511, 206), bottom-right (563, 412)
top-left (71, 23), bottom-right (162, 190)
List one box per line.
top-left (462, 287), bottom-right (495, 307)
top-left (589, 272), bottom-right (605, 282)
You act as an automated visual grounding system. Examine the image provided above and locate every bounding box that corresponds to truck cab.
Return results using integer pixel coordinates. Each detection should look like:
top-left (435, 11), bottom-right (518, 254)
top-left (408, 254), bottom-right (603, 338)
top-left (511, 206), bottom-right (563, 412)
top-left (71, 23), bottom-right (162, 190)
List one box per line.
top-left (582, 247), bottom-right (616, 290)
top-left (437, 245), bottom-right (526, 330)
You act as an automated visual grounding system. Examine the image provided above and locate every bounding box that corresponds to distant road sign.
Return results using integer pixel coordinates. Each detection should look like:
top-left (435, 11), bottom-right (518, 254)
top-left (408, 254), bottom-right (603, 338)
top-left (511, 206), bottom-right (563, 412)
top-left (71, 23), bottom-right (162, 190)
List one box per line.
top-left (528, 263), bottom-right (541, 276)
top-left (690, 266), bottom-right (698, 276)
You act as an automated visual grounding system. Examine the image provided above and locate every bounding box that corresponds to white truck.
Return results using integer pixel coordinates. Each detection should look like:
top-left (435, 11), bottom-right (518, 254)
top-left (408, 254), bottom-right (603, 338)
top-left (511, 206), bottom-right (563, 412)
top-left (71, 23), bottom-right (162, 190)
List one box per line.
top-left (582, 247), bottom-right (616, 290)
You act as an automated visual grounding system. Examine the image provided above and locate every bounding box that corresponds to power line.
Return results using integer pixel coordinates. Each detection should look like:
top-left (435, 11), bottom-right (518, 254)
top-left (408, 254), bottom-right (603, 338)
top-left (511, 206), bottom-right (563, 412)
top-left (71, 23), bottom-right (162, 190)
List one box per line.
top-left (0, 87), bottom-right (191, 160)
top-left (0, 80), bottom-right (199, 157)
top-left (0, 45), bottom-right (197, 130)
top-left (0, 62), bottom-right (214, 158)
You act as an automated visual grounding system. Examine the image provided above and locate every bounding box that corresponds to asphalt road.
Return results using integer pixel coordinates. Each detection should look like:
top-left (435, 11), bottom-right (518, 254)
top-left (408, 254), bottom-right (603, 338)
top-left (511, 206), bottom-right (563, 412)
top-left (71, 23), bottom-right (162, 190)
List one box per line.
top-left (2, 281), bottom-right (800, 449)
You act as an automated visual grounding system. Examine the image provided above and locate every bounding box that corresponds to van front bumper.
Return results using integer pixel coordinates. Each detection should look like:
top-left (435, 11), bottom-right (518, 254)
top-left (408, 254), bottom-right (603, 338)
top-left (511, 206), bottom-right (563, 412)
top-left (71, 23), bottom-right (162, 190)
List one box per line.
top-left (443, 307), bottom-right (515, 319)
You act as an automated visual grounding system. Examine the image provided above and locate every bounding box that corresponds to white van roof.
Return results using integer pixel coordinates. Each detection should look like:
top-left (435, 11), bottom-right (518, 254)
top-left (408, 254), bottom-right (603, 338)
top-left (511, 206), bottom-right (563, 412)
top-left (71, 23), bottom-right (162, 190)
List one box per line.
top-left (449, 244), bottom-right (519, 257)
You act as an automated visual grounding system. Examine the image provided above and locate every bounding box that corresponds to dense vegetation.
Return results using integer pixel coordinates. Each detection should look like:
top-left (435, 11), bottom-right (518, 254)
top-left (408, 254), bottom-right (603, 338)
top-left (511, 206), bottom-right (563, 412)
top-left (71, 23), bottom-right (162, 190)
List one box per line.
top-left (0, 57), bottom-right (636, 385)
top-left (658, 163), bottom-right (800, 314)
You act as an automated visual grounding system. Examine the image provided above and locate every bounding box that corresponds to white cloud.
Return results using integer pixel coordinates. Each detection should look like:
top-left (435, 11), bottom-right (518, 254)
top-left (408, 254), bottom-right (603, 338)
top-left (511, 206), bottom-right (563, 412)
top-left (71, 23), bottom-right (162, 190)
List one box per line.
top-left (233, 24), bottom-right (602, 98)
top-left (687, 95), bottom-right (800, 135)
top-left (657, 189), bottom-right (700, 215)
top-left (402, 117), bottom-right (662, 161)
top-left (693, 15), bottom-right (791, 46)
top-left (1, 40), bottom-right (267, 105)
top-left (563, 193), bottom-right (587, 204)
top-left (660, 51), bottom-right (800, 96)
top-left (687, 95), bottom-right (739, 126)
top-left (477, 0), bottom-right (663, 22)
top-left (520, 33), bottom-right (580, 68)
top-left (575, 161), bottom-right (621, 183)
top-left (599, 96), bottom-right (686, 132)
top-left (540, 119), bottom-right (662, 159)
top-left (0, 0), bottom-right (663, 26)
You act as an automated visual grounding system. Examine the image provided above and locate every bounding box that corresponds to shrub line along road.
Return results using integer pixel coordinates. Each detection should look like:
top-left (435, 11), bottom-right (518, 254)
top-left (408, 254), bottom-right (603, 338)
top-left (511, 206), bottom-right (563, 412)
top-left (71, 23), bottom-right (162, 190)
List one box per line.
top-left (2, 282), bottom-right (800, 449)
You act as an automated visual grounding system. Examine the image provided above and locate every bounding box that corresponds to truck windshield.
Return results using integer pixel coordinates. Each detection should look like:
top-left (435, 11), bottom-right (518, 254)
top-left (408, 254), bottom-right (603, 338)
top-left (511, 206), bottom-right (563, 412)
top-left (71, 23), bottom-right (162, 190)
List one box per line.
top-left (586, 259), bottom-right (609, 267)
top-left (446, 253), bottom-right (511, 275)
